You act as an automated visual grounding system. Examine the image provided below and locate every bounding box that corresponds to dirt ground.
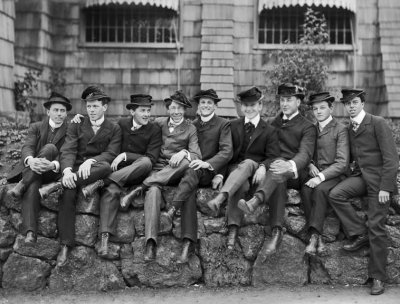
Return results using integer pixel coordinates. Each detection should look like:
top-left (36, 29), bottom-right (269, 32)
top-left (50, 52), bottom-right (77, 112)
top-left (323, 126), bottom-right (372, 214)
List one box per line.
top-left (1, 284), bottom-right (400, 304)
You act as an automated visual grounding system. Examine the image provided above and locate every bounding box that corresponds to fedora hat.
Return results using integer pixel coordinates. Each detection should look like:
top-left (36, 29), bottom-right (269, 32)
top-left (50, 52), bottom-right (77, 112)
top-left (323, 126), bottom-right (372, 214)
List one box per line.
top-left (164, 90), bottom-right (192, 108)
top-left (277, 83), bottom-right (305, 100)
top-left (340, 89), bottom-right (365, 103)
top-left (237, 86), bottom-right (264, 103)
top-left (306, 92), bottom-right (335, 106)
top-left (81, 86), bottom-right (111, 103)
top-left (43, 91), bottom-right (72, 111)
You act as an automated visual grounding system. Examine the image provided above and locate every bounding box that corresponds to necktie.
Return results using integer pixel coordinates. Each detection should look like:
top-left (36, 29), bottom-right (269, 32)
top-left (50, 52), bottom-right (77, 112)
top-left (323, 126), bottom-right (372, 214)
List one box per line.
top-left (200, 120), bottom-right (207, 127)
top-left (282, 119), bottom-right (289, 125)
top-left (131, 125), bottom-right (141, 131)
top-left (351, 120), bottom-right (359, 132)
top-left (244, 122), bottom-right (255, 134)
top-left (92, 125), bottom-right (100, 134)
top-left (168, 122), bottom-right (177, 133)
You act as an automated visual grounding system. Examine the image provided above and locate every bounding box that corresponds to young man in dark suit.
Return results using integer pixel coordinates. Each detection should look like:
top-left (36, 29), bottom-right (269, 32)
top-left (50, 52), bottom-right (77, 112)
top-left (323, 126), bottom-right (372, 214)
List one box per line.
top-left (167, 89), bottom-right (233, 263)
top-left (329, 89), bottom-right (398, 295)
top-left (96, 94), bottom-right (162, 258)
top-left (238, 83), bottom-right (317, 256)
top-left (122, 90), bottom-right (201, 262)
top-left (206, 87), bottom-right (280, 249)
top-left (56, 86), bottom-right (121, 266)
top-left (7, 92), bottom-right (71, 243)
top-left (300, 92), bottom-right (349, 256)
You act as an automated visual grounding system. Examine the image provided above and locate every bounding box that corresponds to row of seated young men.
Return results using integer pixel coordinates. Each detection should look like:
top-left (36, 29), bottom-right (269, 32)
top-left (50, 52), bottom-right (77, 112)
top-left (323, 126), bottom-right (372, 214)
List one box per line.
top-left (7, 84), bottom-right (398, 295)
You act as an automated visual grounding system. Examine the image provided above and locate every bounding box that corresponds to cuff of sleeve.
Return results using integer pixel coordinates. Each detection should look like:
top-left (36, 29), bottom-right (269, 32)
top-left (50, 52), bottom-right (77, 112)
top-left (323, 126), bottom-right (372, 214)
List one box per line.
top-left (62, 167), bottom-right (72, 175)
top-left (182, 149), bottom-right (191, 162)
top-left (123, 153), bottom-right (127, 162)
top-left (87, 159), bottom-right (97, 163)
top-left (318, 173), bottom-right (326, 182)
top-left (52, 161), bottom-right (60, 173)
top-left (215, 174), bottom-right (223, 180)
top-left (289, 160), bottom-right (298, 179)
top-left (207, 162), bottom-right (214, 171)
top-left (24, 156), bottom-right (33, 167)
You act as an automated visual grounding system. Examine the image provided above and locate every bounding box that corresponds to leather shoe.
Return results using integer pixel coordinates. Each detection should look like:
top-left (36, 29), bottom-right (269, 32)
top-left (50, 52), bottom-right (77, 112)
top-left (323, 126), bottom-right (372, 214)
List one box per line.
top-left (227, 225), bottom-right (238, 250)
top-left (207, 193), bottom-right (227, 217)
top-left (371, 279), bottom-right (385, 295)
top-left (261, 227), bottom-right (283, 259)
top-left (177, 239), bottom-right (191, 264)
top-left (7, 181), bottom-right (26, 199)
top-left (82, 180), bottom-right (104, 198)
top-left (144, 240), bottom-right (156, 262)
top-left (57, 245), bottom-right (69, 267)
top-left (98, 232), bottom-right (109, 258)
top-left (343, 234), bottom-right (369, 252)
top-left (39, 181), bottom-right (63, 199)
top-left (305, 233), bottom-right (318, 256)
top-left (121, 186), bottom-right (143, 208)
top-left (25, 231), bottom-right (37, 244)
top-left (238, 196), bottom-right (261, 214)
top-left (317, 235), bottom-right (328, 256)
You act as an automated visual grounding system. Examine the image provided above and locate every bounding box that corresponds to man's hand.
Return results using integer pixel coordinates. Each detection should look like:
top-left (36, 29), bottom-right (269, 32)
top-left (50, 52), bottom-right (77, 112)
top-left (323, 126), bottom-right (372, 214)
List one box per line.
top-left (305, 176), bottom-right (322, 188)
top-left (71, 114), bottom-right (84, 124)
top-left (308, 163), bottom-right (320, 177)
top-left (252, 165), bottom-right (266, 185)
top-left (378, 190), bottom-right (390, 204)
top-left (36, 158), bottom-right (56, 173)
top-left (189, 159), bottom-right (211, 171)
top-left (169, 150), bottom-right (187, 168)
top-left (62, 169), bottom-right (77, 189)
top-left (270, 159), bottom-right (293, 176)
top-left (78, 159), bottom-right (94, 180)
top-left (27, 157), bottom-right (45, 175)
top-left (111, 153), bottom-right (126, 171)
top-left (211, 175), bottom-right (223, 191)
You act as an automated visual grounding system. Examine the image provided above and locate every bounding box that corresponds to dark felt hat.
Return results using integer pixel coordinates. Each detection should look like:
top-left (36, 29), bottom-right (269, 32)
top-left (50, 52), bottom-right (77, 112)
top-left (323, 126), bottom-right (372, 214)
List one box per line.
top-left (237, 86), bottom-right (264, 103)
top-left (306, 92), bottom-right (335, 106)
top-left (277, 83), bottom-right (305, 100)
top-left (340, 89), bottom-right (365, 103)
top-left (81, 86), bottom-right (111, 102)
top-left (164, 90), bottom-right (192, 108)
top-left (43, 92), bottom-right (72, 111)
top-left (192, 89), bottom-right (221, 103)
top-left (126, 94), bottom-right (153, 110)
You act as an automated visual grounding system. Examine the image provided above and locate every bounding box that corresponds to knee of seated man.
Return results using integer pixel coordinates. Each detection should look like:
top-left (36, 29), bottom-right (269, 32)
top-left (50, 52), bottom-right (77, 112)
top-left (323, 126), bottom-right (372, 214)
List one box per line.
top-left (41, 143), bottom-right (58, 157)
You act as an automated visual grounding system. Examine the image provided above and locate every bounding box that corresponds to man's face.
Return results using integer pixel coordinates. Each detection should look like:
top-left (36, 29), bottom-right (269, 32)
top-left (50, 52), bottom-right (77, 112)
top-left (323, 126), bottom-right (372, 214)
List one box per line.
top-left (240, 101), bottom-right (262, 120)
top-left (198, 97), bottom-right (217, 117)
top-left (130, 106), bottom-right (151, 125)
top-left (344, 97), bottom-right (364, 118)
top-left (167, 101), bottom-right (186, 122)
top-left (86, 100), bottom-right (107, 121)
top-left (280, 96), bottom-right (300, 117)
top-left (312, 101), bottom-right (333, 123)
top-left (47, 103), bottom-right (68, 124)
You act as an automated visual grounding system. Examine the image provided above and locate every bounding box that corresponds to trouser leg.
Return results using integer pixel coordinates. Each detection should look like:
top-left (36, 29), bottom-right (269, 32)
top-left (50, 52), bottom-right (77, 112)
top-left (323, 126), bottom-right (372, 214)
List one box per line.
top-left (21, 179), bottom-right (41, 235)
top-left (181, 191), bottom-right (198, 242)
top-left (58, 187), bottom-right (78, 246)
top-left (227, 181), bottom-right (250, 226)
top-left (107, 157), bottom-right (152, 187)
top-left (144, 186), bottom-right (163, 244)
top-left (99, 182), bottom-right (121, 235)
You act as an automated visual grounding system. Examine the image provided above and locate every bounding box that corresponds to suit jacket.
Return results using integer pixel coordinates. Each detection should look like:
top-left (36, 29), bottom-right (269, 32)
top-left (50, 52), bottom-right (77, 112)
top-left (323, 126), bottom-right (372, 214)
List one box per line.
top-left (230, 117), bottom-right (279, 169)
top-left (313, 118), bottom-right (349, 180)
top-left (272, 113), bottom-right (317, 172)
top-left (118, 118), bottom-right (162, 166)
top-left (7, 118), bottom-right (68, 182)
top-left (60, 117), bottom-right (122, 171)
top-left (349, 113), bottom-right (398, 193)
top-left (193, 114), bottom-right (233, 174)
top-left (155, 117), bottom-right (202, 164)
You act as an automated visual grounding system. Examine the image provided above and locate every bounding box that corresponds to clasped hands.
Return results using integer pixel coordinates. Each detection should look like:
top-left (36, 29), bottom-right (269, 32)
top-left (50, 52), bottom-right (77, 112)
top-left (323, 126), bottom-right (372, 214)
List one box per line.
top-left (62, 159), bottom-right (95, 189)
top-left (27, 157), bottom-right (55, 175)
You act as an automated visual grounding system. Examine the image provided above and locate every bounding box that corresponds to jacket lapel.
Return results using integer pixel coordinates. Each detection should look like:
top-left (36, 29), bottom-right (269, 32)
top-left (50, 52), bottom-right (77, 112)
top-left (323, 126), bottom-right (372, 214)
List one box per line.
top-left (90, 119), bottom-right (112, 143)
top-left (354, 113), bottom-right (371, 137)
top-left (39, 119), bottom-right (50, 148)
top-left (247, 119), bottom-right (266, 149)
top-left (318, 119), bottom-right (336, 137)
top-left (52, 122), bottom-right (68, 145)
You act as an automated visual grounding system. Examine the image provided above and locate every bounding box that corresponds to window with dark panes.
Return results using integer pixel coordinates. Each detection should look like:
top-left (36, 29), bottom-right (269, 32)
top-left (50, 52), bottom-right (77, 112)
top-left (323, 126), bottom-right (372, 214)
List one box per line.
top-left (258, 5), bottom-right (353, 45)
top-left (83, 4), bottom-right (178, 44)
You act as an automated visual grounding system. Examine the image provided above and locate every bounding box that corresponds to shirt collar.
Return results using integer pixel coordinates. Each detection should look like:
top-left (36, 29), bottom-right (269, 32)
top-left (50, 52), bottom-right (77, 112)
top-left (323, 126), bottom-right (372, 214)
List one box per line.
top-left (90, 115), bottom-right (105, 127)
top-left (319, 115), bottom-right (333, 130)
top-left (282, 111), bottom-right (299, 121)
top-left (169, 117), bottom-right (184, 126)
top-left (351, 110), bottom-right (366, 124)
top-left (49, 118), bottom-right (63, 129)
top-left (132, 118), bottom-right (141, 130)
top-left (244, 114), bottom-right (261, 128)
top-left (200, 112), bottom-right (215, 123)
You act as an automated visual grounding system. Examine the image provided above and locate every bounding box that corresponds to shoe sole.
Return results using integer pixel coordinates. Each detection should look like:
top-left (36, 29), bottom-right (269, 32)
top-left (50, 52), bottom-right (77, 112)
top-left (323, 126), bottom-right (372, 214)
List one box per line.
top-left (237, 200), bottom-right (252, 214)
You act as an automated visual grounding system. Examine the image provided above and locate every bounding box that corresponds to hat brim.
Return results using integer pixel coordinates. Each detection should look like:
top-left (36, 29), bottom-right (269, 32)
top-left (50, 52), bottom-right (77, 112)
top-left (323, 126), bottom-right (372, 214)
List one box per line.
top-left (237, 94), bottom-right (264, 104)
top-left (306, 96), bottom-right (335, 105)
top-left (43, 100), bottom-right (72, 111)
top-left (126, 102), bottom-right (153, 110)
top-left (340, 92), bottom-right (364, 103)
top-left (164, 98), bottom-right (192, 108)
top-left (193, 95), bottom-right (221, 103)
top-left (278, 93), bottom-right (305, 100)
top-left (82, 94), bottom-right (111, 102)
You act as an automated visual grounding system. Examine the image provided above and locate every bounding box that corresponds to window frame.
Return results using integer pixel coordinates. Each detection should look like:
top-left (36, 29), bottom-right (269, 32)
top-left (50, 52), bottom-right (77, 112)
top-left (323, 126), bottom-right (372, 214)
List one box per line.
top-left (78, 1), bottom-right (183, 49)
top-left (253, 3), bottom-right (356, 51)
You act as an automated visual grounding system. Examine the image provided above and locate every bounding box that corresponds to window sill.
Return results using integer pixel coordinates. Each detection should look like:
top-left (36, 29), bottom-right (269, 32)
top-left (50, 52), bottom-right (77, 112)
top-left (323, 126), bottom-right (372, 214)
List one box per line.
top-left (78, 42), bottom-right (183, 49)
top-left (254, 44), bottom-right (354, 51)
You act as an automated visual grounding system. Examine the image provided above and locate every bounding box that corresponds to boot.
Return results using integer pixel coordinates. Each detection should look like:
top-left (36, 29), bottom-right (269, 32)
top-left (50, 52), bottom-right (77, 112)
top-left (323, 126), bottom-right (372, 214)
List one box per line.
top-left (120, 186), bottom-right (143, 208)
top-left (7, 180), bottom-right (26, 199)
top-left (98, 232), bottom-right (109, 258)
top-left (160, 206), bottom-right (177, 230)
top-left (343, 234), bottom-right (369, 252)
top-left (227, 225), bottom-right (238, 250)
top-left (317, 235), bottom-right (328, 256)
top-left (25, 231), bottom-right (37, 244)
top-left (371, 279), bottom-right (385, 295)
top-left (305, 233), bottom-right (318, 256)
top-left (56, 245), bottom-right (69, 267)
top-left (177, 238), bottom-right (192, 264)
top-left (82, 180), bottom-right (105, 198)
top-left (144, 239), bottom-right (156, 262)
top-left (207, 192), bottom-right (227, 217)
top-left (238, 196), bottom-right (261, 214)
top-left (39, 181), bottom-right (63, 199)
top-left (261, 227), bottom-right (283, 259)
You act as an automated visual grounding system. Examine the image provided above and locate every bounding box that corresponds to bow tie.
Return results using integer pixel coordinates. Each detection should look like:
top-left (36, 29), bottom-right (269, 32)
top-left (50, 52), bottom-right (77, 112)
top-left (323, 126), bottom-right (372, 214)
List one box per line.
top-left (351, 120), bottom-right (360, 132)
top-left (200, 120), bottom-right (207, 127)
top-left (244, 122), bottom-right (255, 134)
top-left (282, 119), bottom-right (289, 124)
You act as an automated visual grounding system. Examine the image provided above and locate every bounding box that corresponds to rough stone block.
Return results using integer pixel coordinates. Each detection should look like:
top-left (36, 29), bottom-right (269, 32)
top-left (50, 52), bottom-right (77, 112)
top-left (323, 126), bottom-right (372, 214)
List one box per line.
top-left (109, 209), bottom-right (136, 243)
top-left (238, 224), bottom-right (265, 261)
top-left (76, 191), bottom-right (100, 215)
top-left (75, 214), bottom-right (98, 247)
top-left (13, 234), bottom-right (60, 260)
top-left (0, 214), bottom-right (17, 247)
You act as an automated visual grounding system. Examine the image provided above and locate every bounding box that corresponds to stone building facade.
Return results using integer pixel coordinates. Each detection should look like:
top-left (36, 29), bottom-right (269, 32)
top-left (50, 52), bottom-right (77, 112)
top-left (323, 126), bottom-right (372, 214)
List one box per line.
top-left (0, 0), bottom-right (399, 117)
